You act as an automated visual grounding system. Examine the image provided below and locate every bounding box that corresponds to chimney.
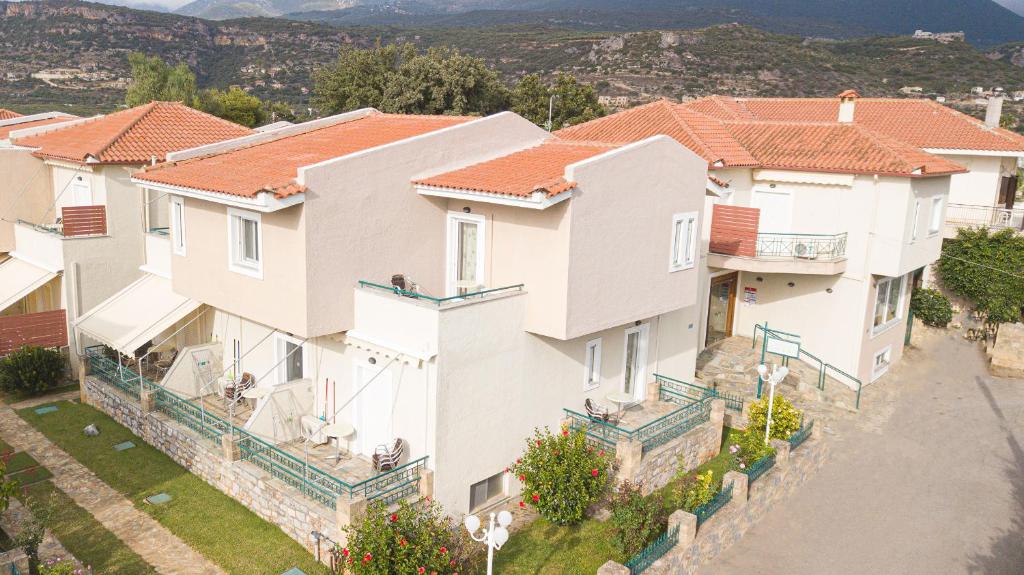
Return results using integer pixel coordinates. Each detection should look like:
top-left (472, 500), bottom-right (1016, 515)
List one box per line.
top-left (985, 96), bottom-right (1004, 128)
top-left (837, 90), bottom-right (859, 123)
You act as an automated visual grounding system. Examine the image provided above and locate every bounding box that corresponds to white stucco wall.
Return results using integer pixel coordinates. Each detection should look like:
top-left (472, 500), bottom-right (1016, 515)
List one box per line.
top-left (0, 148), bottom-right (50, 253)
top-left (937, 153), bottom-right (1016, 207)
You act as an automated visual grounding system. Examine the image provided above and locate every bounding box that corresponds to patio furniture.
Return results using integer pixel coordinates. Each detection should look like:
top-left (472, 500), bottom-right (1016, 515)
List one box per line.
top-left (323, 422), bottom-right (356, 466)
top-left (605, 391), bottom-right (636, 419)
top-left (224, 372), bottom-right (255, 409)
top-left (300, 415), bottom-right (328, 445)
top-left (241, 386), bottom-right (269, 410)
top-left (585, 398), bottom-right (621, 426)
top-left (372, 438), bottom-right (405, 472)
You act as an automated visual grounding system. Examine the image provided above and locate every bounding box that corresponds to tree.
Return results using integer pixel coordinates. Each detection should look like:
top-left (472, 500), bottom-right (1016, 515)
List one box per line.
top-left (511, 73), bottom-right (606, 130)
top-left (15, 492), bottom-right (54, 573)
top-left (125, 52), bottom-right (197, 107)
top-left (938, 227), bottom-right (1024, 324)
top-left (195, 87), bottom-right (266, 128)
top-left (313, 43), bottom-right (509, 116)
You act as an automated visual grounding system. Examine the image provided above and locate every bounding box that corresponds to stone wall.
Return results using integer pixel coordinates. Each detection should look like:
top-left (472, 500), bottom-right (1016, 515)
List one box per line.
top-left (83, 376), bottom-right (339, 557)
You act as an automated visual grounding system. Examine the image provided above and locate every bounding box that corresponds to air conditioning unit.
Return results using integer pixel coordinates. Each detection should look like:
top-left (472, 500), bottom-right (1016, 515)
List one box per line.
top-left (793, 241), bottom-right (818, 259)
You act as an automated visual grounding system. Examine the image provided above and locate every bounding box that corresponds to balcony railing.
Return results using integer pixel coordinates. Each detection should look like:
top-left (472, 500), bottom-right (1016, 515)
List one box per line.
top-left (946, 203), bottom-right (1024, 233)
top-left (17, 205), bottom-right (108, 238)
top-left (752, 232), bottom-right (847, 260)
top-left (358, 281), bottom-right (525, 306)
top-left (564, 396), bottom-right (713, 455)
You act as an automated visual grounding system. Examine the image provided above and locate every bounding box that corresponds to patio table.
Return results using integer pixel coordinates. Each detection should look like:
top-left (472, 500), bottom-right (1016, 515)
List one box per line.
top-left (605, 391), bottom-right (635, 420)
top-left (323, 422), bottom-right (356, 466)
top-left (241, 386), bottom-right (269, 410)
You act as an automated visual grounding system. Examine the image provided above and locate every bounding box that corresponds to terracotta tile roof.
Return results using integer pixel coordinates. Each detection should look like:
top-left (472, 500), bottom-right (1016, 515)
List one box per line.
top-left (0, 116), bottom-right (79, 140)
top-left (414, 140), bottom-right (614, 198)
top-left (12, 102), bottom-right (253, 165)
top-left (0, 109), bottom-right (21, 121)
top-left (136, 112), bottom-right (473, 198)
top-left (723, 121), bottom-right (966, 177)
top-left (684, 96), bottom-right (1024, 152)
top-left (556, 100), bottom-right (757, 167)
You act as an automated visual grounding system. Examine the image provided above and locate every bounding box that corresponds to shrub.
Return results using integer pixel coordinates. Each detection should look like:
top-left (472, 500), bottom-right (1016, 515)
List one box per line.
top-left (911, 288), bottom-right (953, 327)
top-left (39, 558), bottom-right (90, 575)
top-left (610, 481), bottom-right (665, 555)
top-left (510, 427), bottom-right (612, 525)
top-left (746, 394), bottom-right (802, 443)
top-left (938, 228), bottom-right (1024, 324)
top-left (0, 346), bottom-right (64, 396)
top-left (338, 498), bottom-right (467, 575)
top-left (680, 471), bottom-right (715, 512)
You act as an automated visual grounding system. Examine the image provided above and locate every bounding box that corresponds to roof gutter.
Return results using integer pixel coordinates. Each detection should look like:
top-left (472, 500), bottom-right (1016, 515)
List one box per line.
top-left (131, 178), bottom-right (305, 213)
top-left (923, 148), bottom-right (1024, 158)
top-left (415, 184), bottom-right (572, 210)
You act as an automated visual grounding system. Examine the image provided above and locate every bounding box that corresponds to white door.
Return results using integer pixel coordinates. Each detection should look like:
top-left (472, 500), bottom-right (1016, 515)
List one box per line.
top-left (753, 188), bottom-right (792, 233)
top-left (622, 324), bottom-right (649, 402)
top-left (71, 177), bottom-right (92, 206)
top-left (446, 213), bottom-right (485, 296)
top-left (354, 364), bottom-right (393, 457)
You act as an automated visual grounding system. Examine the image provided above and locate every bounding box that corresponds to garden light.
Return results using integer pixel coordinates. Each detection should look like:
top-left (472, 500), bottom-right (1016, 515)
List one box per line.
top-left (465, 510), bottom-right (513, 575)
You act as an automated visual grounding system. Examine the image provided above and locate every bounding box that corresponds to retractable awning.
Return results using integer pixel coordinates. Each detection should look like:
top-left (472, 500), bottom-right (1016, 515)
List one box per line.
top-left (76, 273), bottom-right (201, 356)
top-left (0, 256), bottom-right (59, 313)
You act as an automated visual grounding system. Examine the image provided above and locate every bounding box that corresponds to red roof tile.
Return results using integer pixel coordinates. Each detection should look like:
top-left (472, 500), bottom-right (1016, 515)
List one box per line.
top-left (685, 96), bottom-right (1024, 152)
top-left (136, 112), bottom-right (474, 198)
top-left (414, 140), bottom-right (614, 198)
top-left (0, 109), bottom-right (21, 121)
top-left (0, 116), bottom-right (79, 140)
top-left (12, 102), bottom-right (253, 165)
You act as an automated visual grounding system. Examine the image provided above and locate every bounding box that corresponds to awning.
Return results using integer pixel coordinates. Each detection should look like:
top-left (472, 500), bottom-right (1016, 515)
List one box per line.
top-left (76, 273), bottom-right (201, 356)
top-left (0, 256), bottom-right (59, 313)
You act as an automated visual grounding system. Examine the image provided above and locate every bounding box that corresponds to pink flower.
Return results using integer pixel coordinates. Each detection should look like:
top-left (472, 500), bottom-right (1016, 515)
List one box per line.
top-left (598, 450), bottom-right (605, 457)
top-left (417, 567), bottom-right (425, 574)
top-left (740, 463), bottom-right (746, 469)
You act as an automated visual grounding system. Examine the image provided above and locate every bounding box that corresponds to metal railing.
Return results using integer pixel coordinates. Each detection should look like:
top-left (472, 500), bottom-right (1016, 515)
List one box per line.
top-left (694, 481), bottom-right (734, 527)
top-left (85, 346), bottom-right (145, 400)
top-left (945, 203), bottom-right (1024, 233)
top-left (17, 219), bottom-right (63, 237)
top-left (148, 227), bottom-right (170, 236)
top-left (753, 232), bottom-right (847, 260)
top-left (655, 374), bottom-right (744, 413)
top-left (788, 420), bottom-right (814, 451)
top-left (358, 281), bottom-right (525, 306)
top-left (564, 397), bottom-right (713, 455)
top-left (752, 324), bottom-right (863, 409)
top-left (744, 452), bottom-right (775, 484)
top-left (624, 525), bottom-right (679, 575)
top-left (153, 387), bottom-right (231, 445)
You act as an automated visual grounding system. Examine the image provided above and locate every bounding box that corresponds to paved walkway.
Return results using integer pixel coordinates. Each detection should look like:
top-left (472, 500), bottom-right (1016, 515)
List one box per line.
top-left (700, 325), bottom-right (1024, 574)
top-left (0, 404), bottom-right (226, 575)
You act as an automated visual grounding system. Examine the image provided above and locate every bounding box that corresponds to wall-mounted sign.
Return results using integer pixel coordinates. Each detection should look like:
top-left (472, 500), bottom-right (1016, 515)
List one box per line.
top-left (744, 287), bottom-right (758, 305)
top-left (766, 335), bottom-right (801, 359)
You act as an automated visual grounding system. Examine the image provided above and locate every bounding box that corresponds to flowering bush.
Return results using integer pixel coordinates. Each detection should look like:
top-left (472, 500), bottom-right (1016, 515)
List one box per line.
top-left (338, 498), bottom-right (467, 575)
top-left (746, 394), bottom-right (802, 443)
top-left (680, 470), bottom-right (715, 512)
top-left (509, 426), bottom-right (612, 525)
top-left (39, 558), bottom-right (90, 575)
top-left (609, 481), bottom-right (665, 555)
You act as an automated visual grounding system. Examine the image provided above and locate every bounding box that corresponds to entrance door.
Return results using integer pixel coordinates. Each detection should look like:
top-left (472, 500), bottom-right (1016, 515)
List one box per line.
top-left (706, 272), bottom-right (738, 347)
top-left (354, 364), bottom-right (393, 457)
top-left (753, 188), bottom-right (792, 233)
top-left (622, 324), bottom-right (649, 402)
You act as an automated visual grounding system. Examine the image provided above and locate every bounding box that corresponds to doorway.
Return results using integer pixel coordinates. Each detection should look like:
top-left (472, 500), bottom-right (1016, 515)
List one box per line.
top-left (354, 363), bottom-right (393, 457)
top-left (753, 187), bottom-right (792, 233)
top-left (622, 324), bottom-right (649, 402)
top-left (706, 272), bottom-right (738, 347)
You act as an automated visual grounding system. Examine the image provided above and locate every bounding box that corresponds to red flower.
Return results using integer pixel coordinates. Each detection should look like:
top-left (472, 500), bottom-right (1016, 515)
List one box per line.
top-left (504, 467), bottom-right (510, 473)
top-left (516, 458), bottom-right (522, 464)
top-left (598, 450), bottom-right (605, 457)
top-left (363, 553), bottom-right (372, 563)
top-left (400, 539), bottom-right (408, 547)
top-left (591, 469), bottom-right (599, 477)
top-left (417, 567), bottom-right (425, 574)
top-left (561, 429), bottom-right (569, 437)
top-left (536, 440), bottom-right (542, 447)
top-left (390, 514), bottom-right (398, 522)
top-left (450, 560), bottom-right (456, 566)
top-left (518, 474), bottom-right (525, 482)
top-left (518, 501), bottom-right (525, 508)
top-left (440, 546), bottom-right (448, 554)
top-left (342, 548), bottom-right (350, 557)
top-left (532, 494), bottom-right (539, 503)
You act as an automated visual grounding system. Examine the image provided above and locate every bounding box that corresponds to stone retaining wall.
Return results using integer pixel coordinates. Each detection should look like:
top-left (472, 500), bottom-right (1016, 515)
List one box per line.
top-left (83, 376), bottom-right (339, 557)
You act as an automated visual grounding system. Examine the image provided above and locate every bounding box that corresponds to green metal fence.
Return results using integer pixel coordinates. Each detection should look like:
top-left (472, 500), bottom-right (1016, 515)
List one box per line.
top-left (754, 232), bottom-right (847, 260)
top-left (787, 420), bottom-right (814, 451)
top-left (153, 387), bottom-right (231, 445)
top-left (350, 456), bottom-right (428, 506)
top-left (752, 324), bottom-right (863, 409)
top-left (236, 428), bottom-right (351, 509)
top-left (563, 398), bottom-right (712, 454)
top-left (694, 481), bottom-right (734, 527)
top-left (358, 281), bottom-right (525, 306)
top-left (624, 525), bottom-right (679, 574)
top-left (744, 452), bottom-right (775, 484)
top-left (85, 346), bottom-right (144, 400)
top-left (655, 374), bottom-right (744, 413)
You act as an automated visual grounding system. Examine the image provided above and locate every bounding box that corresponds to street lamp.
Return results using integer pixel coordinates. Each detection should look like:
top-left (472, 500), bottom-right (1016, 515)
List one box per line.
top-left (756, 363), bottom-right (789, 445)
top-left (465, 510), bottom-right (513, 575)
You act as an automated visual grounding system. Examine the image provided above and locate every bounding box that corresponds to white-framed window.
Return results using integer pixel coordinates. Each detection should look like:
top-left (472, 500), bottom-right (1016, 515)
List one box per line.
top-left (469, 472), bottom-right (507, 512)
top-left (872, 346), bottom-right (892, 381)
top-left (928, 196), bottom-right (944, 236)
top-left (911, 199), bottom-right (921, 241)
top-left (274, 333), bottom-right (306, 385)
top-left (446, 212), bottom-right (486, 296)
top-left (872, 275), bottom-right (906, 333)
top-left (669, 212), bottom-right (698, 272)
top-left (170, 195), bottom-right (186, 256)
top-left (583, 338), bottom-right (602, 391)
top-left (228, 207), bottom-right (263, 279)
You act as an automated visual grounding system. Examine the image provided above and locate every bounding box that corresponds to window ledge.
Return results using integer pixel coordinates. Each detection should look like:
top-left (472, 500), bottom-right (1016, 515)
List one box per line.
top-left (870, 319), bottom-right (902, 339)
top-left (228, 262), bottom-right (263, 280)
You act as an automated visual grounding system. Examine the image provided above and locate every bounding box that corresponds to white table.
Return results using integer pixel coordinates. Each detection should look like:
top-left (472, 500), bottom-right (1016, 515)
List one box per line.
top-left (323, 422), bottom-right (356, 465)
top-left (605, 391), bottom-right (636, 418)
top-left (241, 386), bottom-right (269, 409)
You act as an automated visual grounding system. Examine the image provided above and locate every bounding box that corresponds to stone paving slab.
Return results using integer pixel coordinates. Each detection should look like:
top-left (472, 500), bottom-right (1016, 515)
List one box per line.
top-left (0, 405), bottom-right (226, 575)
top-left (0, 498), bottom-right (79, 569)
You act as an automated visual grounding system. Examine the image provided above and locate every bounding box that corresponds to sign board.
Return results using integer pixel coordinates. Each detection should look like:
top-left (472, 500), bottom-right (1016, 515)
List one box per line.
top-left (766, 335), bottom-right (801, 358)
top-left (743, 287), bottom-right (757, 305)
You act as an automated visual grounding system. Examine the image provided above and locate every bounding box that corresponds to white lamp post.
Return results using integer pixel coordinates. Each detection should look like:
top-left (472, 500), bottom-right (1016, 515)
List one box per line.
top-left (465, 510), bottom-right (513, 575)
top-left (756, 363), bottom-right (788, 445)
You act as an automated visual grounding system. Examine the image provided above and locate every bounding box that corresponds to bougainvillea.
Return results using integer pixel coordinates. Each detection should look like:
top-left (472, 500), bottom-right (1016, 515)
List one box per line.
top-left (337, 498), bottom-right (467, 575)
top-left (509, 426), bottom-right (612, 525)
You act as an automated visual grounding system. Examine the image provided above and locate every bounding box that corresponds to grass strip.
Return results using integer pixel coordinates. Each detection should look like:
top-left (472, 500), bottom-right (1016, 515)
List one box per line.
top-left (18, 401), bottom-right (330, 575)
top-left (0, 382), bottom-right (80, 406)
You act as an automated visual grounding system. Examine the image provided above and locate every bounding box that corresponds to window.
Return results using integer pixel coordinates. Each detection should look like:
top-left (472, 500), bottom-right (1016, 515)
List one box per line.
top-left (872, 346), bottom-right (892, 381)
top-left (583, 338), bottom-right (602, 391)
top-left (228, 208), bottom-right (262, 278)
top-left (171, 196), bottom-right (186, 255)
top-left (928, 196), bottom-right (944, 236)
top-left (872, 275), bottom-right (906, 333)
top-left (670, 212), bottom-right (698, 271)
top-left (275, 334), bottom-right (305, 384)
top-left (469, 472), bottom-right (506, 512)
top-left (911, 200), bottom-right (921, 241)
top-left (446, 212), bottom-right (485, 296)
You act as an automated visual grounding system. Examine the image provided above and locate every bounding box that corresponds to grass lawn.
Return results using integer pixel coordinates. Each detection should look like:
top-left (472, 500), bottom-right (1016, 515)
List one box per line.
top-left (18, 401), bottom-right (330, 575)
top-left (0, 382), bottom-right (79, 406)
top-left (494, 427), bottom-right (742, 574)
top-left (20, 481), bottom-right (157, 574)
top-left (4, 451), bottom-right (53, 486)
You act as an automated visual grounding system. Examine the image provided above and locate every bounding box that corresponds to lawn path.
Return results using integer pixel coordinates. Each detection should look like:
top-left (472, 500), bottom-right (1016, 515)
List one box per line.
top-left (0, 404), bottom-right (226, 575)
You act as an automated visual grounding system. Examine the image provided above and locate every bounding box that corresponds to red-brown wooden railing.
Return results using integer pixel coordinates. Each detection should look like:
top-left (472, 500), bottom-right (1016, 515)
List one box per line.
top-left (61, 205), bottom-right (107, 237)
top-left (709, 204), bottom-right (759, 257)
top-left (0, 309), bottom-right (68, 355)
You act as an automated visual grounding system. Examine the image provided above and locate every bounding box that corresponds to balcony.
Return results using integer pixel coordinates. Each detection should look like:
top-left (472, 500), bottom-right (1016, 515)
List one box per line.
top-left (944, 203), bottom-right (1024, 238)
top-left (707, 204), bottom-right (847, 275)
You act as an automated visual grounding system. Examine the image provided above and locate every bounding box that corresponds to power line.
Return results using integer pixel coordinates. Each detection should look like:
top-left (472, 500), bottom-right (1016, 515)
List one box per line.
top-left (940, 253), bottom-right (1024, 280)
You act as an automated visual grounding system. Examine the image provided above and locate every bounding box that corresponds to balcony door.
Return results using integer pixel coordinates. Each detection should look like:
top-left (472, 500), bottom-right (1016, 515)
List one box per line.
top-left (753, 187), bottom-right (792, 233)
top-left (622, 324), bottom-right (649, 403)
top-left (354, 363), bottom-right (393, 458)
top-left (446, 212), bottom-right (486, 296)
